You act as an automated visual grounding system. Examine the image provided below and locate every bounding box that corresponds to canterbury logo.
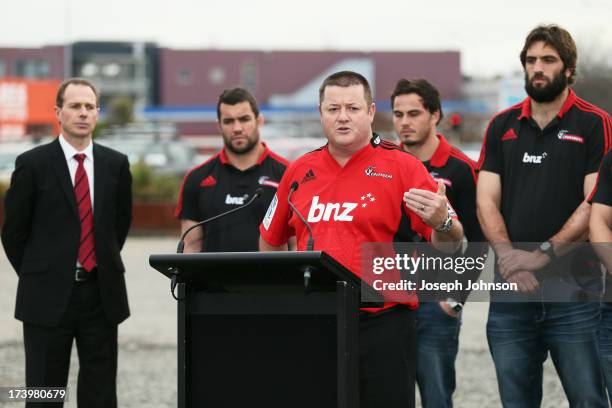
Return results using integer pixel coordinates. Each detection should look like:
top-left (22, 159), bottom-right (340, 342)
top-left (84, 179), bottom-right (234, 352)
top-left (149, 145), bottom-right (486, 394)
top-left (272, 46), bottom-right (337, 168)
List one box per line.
top-left (258, 176), bottom-right (279, 188)
top-left (557, 130), bottom-right (584, 144)
top-left (365, 166), bottom-right (393, 179)
top-left (307, 196), bottom-right (357, 222)
top-left (434, 177), bottom-right (452, 187)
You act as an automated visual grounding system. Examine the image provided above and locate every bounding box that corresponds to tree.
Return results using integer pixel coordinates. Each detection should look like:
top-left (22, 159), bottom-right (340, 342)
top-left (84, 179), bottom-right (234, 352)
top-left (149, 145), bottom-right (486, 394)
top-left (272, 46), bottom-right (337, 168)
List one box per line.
top-left (106, 96), bottom-right (134, 126)
top-left (573, 46), bottom-right (612, 115)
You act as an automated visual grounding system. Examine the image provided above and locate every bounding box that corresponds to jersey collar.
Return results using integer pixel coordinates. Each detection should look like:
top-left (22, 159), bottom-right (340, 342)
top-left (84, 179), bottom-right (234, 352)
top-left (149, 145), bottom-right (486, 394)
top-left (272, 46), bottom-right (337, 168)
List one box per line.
top-left (428, 134), bottom-right (452, 168)
top-left (518, 88), bottom-right (577, 120)
top-left (219, 142), bottom-right (271, 166)
top-left (323, 134), bottom-right (378, 170)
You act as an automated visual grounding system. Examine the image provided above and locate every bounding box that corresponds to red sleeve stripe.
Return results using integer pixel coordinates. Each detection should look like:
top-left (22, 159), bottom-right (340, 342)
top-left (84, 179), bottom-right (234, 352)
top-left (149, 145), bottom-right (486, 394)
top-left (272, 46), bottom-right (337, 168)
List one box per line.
top-left (380, 139), bottom-right (404, 151)
top-left (587, 172), bottom-right (599, 203)
top-left (476, 102), bottom-right (523, 170)
top-left (587, 156), bottom-right (608, 203)
top-left (267, 150), bottom-right (290, 166)
top-left (449, 148), bottom-right (478, 184)
top-left (574, 98), bottom-right (612, 154)
top-left (174, 153), bottom-right (219, 218)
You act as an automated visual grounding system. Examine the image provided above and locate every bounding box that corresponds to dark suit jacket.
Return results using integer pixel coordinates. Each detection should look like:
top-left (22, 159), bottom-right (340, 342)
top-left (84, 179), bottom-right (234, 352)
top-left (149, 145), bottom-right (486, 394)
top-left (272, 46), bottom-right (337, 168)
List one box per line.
top-left (1, 138), bottom-right (132, 327)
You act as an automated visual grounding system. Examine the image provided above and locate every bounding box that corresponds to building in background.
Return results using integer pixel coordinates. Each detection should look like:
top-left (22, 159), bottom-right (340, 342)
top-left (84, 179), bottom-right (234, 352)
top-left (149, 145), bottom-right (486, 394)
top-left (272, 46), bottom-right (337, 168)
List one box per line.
top-left (0, 79), bottom-right (60, 141)
top-left (157, 49), bottom-right (462, 136)
top-left (0, 42), bottom-right (467, 141)
top-left (71, 41), bottom-right (160, 110)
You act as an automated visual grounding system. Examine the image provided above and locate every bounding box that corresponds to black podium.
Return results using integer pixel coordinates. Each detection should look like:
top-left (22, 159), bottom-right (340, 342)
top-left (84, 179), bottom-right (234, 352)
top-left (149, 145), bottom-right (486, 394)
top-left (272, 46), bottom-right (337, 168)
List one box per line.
top-left (149, 251), bottom-right (369, 408)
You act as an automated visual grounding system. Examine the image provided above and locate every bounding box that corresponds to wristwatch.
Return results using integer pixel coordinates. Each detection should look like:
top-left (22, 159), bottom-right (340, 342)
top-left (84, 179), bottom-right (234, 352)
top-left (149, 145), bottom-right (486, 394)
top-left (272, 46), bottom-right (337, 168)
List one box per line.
top-left (435, 212), bottom-right (453, 233)
top-left (445, 298), bottom-right (464, 313)
top-left (538, 240), bottom-right (556, 261)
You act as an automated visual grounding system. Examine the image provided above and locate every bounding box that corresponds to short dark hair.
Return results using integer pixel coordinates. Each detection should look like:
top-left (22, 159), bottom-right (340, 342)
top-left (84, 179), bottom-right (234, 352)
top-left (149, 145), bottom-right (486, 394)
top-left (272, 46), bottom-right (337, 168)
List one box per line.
top-left (56, 78), bottom-right (100, 108)
top-left (217, 87), bottom-right (260, 120)
top-left (520, 24), bottom-right (577, 84)
top-left (318, 70), bottom-right (373, 105)
top-left (390, 78), bottom-right (443, 124)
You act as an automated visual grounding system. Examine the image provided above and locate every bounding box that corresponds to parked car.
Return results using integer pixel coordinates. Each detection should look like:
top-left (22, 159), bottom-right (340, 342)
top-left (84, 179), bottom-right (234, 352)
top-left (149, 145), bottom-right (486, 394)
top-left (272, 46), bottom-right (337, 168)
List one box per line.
top-left (261, 123), bottom-right (326, 161)
top-left (0, 140), bottom-right (52, 183)
top-left (96, 137), bottom-right (200, 176)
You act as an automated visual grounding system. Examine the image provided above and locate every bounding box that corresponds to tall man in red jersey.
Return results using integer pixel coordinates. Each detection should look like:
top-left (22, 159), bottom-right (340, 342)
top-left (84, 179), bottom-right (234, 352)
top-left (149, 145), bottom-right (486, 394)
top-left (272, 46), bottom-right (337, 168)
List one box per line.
top-left (259, 71), bottom-right (464, 408)
top-left (477, 25), bottom-right (611, 407)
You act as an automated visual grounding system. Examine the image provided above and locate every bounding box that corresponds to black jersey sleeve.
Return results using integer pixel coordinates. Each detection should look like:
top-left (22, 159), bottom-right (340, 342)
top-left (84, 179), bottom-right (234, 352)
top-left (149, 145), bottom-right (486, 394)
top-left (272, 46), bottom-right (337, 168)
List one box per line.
top-left (452, 165), bottom-right (484, 242)
top-left (448, 162), bottom-right (487, 303)
top-left (175, 170), bottom-right (203, 221)
top-left (592, 150), bottom-right (612, 206)
top-left (478, 117), bottom-right (503, 174)
top-left (585, 114), bottom-right (612, 175)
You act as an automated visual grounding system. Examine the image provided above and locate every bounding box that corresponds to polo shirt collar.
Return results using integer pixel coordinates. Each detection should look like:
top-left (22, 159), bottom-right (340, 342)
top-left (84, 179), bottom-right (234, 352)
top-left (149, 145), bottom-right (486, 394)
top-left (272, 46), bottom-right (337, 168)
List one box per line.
top-left (219, 142), bottom-right (271, 166)
top-left (428, 134), bottom-right (451, 168)
top-left (518, 88), bottom-right (577, 120)
top-left (323, 134), bottom-right (377, 170)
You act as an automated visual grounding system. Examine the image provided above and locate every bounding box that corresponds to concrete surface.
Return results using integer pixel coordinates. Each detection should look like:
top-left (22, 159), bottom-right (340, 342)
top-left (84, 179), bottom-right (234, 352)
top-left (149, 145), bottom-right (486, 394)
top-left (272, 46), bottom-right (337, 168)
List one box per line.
top-left (0, 237), bottom-right (570, 407)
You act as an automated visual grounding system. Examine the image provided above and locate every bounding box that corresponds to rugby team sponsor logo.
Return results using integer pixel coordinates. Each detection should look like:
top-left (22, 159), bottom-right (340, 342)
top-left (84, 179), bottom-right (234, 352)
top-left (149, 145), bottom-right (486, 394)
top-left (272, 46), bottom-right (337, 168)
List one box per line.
top-left (307, 196), bottom-right (358, 222)
top-left (501, 128), bottom-right (518, 141)
top-left (522, 152), bottom-right (548, 164)
top-left (200, 175), bottom-right (217, 187)
top-left (365, 165), bottom-right (393, 179)
top-left (262, 194), bottom-right (278, 230)
top-left (301, 169), bottom-right (316, 184)
top-left (557, 129), bottom-right (584, 144)
top-left (306, 192), bottom-right (377, 222)
top-left (430, 172), bottom-right (452, 187)
top-left (258, 175), bottom-right (280, 188)
top-left (225, 193), bottom-right (249, 205)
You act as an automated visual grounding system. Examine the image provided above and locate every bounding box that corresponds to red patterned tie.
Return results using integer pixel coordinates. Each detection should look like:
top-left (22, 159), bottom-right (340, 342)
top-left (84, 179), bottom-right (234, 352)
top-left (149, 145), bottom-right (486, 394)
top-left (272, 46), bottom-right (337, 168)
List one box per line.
top-left (74, 153), bottom-right (97, 272)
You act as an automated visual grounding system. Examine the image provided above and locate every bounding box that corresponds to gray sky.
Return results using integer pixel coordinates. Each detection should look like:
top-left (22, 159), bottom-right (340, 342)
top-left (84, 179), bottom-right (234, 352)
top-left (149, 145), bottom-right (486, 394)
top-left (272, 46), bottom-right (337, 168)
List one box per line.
top-left (2, 0), bottom-right (612, 77)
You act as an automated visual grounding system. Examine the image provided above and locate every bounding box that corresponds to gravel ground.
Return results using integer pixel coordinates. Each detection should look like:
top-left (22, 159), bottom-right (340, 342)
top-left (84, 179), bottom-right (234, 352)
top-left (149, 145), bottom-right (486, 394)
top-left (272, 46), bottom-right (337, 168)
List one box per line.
top-left (1, 237), bottom-right (569, 407)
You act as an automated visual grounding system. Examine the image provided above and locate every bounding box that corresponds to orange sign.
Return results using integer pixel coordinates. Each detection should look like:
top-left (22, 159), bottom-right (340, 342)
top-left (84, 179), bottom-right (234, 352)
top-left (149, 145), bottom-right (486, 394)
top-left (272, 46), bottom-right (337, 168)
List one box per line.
top-left (0, 78), bottom-right (60, 141)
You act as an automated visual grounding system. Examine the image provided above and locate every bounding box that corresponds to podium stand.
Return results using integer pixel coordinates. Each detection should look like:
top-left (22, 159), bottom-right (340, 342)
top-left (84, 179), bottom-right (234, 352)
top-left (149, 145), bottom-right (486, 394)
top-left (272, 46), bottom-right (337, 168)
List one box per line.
top-left (149, 251), bottom-right (369, 408)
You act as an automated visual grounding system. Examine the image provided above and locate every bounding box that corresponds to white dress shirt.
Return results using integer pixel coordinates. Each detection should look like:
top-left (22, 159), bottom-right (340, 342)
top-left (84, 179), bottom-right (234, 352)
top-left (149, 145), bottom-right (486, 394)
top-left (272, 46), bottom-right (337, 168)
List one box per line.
top-left (58, 135), bottom-right (95, 269)
top-left (58, 134), bottom-right (94, 209)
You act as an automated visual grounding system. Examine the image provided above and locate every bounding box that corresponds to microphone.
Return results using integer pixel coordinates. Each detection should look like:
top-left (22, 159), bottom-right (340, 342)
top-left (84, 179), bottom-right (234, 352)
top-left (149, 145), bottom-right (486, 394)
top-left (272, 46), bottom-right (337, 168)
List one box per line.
top-left (170, 188), bottom-right (263, 300)
top-left (288, 182), bottom-right (314, 251)
top-left (287, 181), bottom-right (315, 288)
top-left (176, 187), bottom-right (264, 254)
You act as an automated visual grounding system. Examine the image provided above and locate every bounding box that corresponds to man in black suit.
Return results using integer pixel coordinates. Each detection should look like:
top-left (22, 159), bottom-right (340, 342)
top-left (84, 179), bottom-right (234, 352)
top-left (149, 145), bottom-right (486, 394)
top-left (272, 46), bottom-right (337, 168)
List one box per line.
top-left (1, 78), bottom-right (132, 407)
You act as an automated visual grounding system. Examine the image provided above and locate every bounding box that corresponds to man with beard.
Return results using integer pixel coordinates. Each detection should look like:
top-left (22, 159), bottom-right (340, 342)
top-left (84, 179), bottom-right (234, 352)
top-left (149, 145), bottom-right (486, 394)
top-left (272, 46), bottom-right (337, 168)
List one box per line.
top-left (392, 78), bottom-right (484, 407)
top-left (175, 87), bottom-right (288, 252)
top-left (477, 25), bottom-right (611, 406)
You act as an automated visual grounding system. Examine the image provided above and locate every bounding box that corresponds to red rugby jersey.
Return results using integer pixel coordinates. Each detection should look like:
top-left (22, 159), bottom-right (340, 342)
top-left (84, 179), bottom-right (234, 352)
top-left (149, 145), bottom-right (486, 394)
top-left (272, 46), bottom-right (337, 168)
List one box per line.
top-left (260, 136), bottom-right (437, 309)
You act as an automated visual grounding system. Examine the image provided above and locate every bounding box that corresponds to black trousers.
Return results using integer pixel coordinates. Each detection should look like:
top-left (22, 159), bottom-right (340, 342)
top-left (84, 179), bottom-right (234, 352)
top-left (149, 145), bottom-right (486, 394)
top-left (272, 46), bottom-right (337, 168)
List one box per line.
top-left (360, 306), bottom-right (417, 408)
top-left (23, 277), bottom-right (118, 408)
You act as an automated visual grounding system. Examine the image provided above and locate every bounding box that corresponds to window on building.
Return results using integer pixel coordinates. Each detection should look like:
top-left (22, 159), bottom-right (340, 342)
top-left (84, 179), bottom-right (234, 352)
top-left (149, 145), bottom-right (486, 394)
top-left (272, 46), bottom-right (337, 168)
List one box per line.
top-left (14, 59), bottom-right (50, 79)
top-left (177, 68), bottom-right (191, 85)
top-left (241, 61), bottom-right (257, 93)
top-left (208, 67), bottom-right (226, 85)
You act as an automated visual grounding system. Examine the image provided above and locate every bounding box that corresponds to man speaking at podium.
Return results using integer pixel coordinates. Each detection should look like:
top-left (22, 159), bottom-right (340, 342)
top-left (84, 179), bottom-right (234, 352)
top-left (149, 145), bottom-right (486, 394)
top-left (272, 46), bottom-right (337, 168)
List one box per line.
top-left (259, 71), bottom-right (464, 408)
